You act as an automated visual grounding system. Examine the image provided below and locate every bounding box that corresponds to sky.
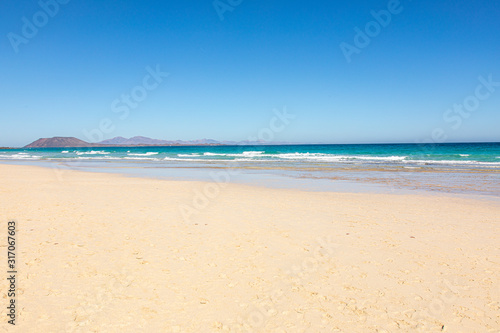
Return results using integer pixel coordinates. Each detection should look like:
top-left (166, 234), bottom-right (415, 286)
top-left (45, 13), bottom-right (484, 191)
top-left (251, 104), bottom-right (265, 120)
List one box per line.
top-left (1, 0), bottom-right (499, 147)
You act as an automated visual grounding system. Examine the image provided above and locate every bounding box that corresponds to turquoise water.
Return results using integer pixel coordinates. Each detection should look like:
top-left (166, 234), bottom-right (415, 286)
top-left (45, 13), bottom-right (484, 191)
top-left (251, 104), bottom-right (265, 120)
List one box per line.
top-left (2, 143), bottom-right (499, 196)
top-left (1, 142), bottom-right (500, 166)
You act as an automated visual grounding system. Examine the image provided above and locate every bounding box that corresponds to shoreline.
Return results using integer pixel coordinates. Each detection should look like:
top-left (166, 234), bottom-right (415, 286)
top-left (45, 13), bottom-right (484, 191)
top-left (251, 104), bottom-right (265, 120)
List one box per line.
top-left (1, 160), bottom-right (499, 202)
top-left (2, 142), bottom-right (499, 198)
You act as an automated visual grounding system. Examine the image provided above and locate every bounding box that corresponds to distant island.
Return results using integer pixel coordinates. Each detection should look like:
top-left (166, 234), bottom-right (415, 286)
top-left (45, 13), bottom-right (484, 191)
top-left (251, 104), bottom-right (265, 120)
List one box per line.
top-left (23, 136), bottom-right (275, 148)
top-left (25, 137), bottom-right (100, 148)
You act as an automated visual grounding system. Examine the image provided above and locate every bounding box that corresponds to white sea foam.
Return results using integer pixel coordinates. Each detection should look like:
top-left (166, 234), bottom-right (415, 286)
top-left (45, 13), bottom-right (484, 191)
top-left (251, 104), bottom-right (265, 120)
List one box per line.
top-left (242, 151), bottom-right (265, 156)
top-left (75, 150), bottom-right (110, 155)
top-left (203, 152), bottom-right (226, 156)
top-left (2, 153), bottom-right (42, 160)
top-left (177, 153), bottom-right (201, 157)
top-left (127, 152), bottom-right (159, 156)
top-left (75, 156), bottom-right (120, 160)
top-left (342, 155), bottom-right (407, 161)
top-left (123, 157), bottom-right (160, 160)
top-left (173, 152), bottom-right (411, 163)
top-left (459, 154), bottom-right (470, 157)
top-left (203, 151), bottom-right (266, 158)
top-left (274, 153), bottom-right (408, 162)
top-left (164, 157), bottom-right (200, 161)
top-left (64, 153), bottom-right (498, 167)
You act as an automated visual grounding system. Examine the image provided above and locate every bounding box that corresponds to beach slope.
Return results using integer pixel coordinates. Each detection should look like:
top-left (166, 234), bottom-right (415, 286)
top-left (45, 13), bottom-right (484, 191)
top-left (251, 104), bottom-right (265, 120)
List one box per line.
top-left (0, 164), bottom-right (499, 332)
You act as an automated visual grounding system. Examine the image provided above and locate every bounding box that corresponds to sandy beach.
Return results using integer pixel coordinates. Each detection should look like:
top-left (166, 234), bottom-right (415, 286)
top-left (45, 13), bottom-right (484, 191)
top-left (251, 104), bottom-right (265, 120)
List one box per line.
top-left (0, 164), bottom-right (499, 332)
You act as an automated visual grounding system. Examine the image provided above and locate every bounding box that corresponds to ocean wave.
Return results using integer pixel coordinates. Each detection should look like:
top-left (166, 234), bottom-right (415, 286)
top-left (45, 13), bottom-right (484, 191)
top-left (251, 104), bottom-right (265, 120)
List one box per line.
top-left (274, 153), bottom-right (408, 162)
top-left (127, 152), bottom-right (159, 156)
top-left (203, 151), bottom-right (266, 158)
top-left (178, 153), bottom-right (201, 157)
top-left (345, 155), bottom-right (408, 161)
top-left (55, 155), bottom-right (500, 166)
top-left (170, 152), bottom-right (412, 162)
top-left (1, 153), bottom-right (42, 160)
top-left (242, 151), bottom-right (265, 156)
top-left (177, 153), bottom-right (203, 157)
top-left (74, 156), bottom-right (121, 160)
top-left (123, 157), bottom-right (160, 160)
top-left (75, 150), bottom-right (110, 155)
top-left (203, 152), bottom-right (226, 156)
top-left (164, 157), bottom-right (201, 161)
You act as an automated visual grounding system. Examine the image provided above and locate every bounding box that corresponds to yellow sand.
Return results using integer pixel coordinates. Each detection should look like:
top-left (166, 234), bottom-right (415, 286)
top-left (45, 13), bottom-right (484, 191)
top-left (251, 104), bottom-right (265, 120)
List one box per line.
top-left (0, 164), bottom-right (499, 332)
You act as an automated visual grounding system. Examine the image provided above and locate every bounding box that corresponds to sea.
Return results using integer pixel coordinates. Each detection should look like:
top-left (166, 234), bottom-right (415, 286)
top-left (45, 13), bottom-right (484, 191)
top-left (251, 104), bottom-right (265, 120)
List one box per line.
top-left (1, 142), bottom-right (499, 196)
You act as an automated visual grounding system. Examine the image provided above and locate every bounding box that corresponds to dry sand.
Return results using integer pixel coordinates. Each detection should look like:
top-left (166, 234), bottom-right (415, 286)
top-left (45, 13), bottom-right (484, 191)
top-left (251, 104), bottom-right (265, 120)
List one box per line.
top-left (0, 164), bottom-right (499, 332)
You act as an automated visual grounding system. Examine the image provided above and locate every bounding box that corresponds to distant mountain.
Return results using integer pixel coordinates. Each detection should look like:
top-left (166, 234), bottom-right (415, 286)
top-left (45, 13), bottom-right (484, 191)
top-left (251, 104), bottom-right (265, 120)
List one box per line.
top-left (116, 136), bottom-right (172, 145)
top-left (98, 137), bottom-right (282, 146)
top-left (23, 136), bottom-right (289, 148)
top-left (97, 137), bottom-right (232, 146)
top-left (188, 139), bottom-right (220, 145)
top-left (24, 137), bottom-right (99, 148)
top-left (98, 136), bottom-right (129, 145)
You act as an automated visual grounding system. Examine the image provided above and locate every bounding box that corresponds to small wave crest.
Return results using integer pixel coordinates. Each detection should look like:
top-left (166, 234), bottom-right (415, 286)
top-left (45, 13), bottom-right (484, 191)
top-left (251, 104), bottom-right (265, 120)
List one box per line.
top-left (178, 153), bottom-right (201, 157)
top-left (127, 152), bottom-right (159, 156)
top-left (1, 153), bottom-right (42, 160)
top-left (75, 150), bottom-right (110, 155)
top-left (203, 152), bottom-right (226, 156)
top-left (275, 153), bottom-right (408, 162)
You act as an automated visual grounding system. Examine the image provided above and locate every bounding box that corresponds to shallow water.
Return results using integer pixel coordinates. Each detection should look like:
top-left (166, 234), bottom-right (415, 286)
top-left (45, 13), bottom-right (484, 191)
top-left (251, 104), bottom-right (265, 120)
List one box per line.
top-left (1, 143), bottom-right (499, 197)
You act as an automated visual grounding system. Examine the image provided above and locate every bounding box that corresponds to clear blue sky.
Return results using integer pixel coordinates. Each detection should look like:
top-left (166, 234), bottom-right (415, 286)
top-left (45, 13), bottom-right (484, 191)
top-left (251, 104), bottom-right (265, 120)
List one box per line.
top-left (1, 0), bottom-right (499, 147)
